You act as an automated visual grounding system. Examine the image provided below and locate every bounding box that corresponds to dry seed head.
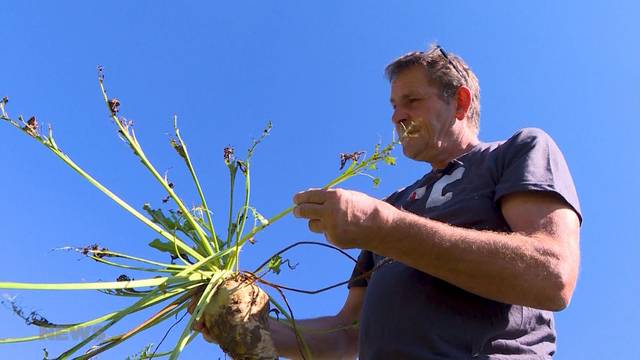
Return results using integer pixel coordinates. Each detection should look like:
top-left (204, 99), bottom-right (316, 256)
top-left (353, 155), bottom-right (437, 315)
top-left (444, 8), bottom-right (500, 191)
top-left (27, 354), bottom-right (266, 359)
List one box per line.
top-left (116, 274), bottom-right (133, 282)
top-left (237, 160), bottom-right (247, 174)
top-left (0, 97), bottom-right (7, 117)
top-left (97, 65), bottom-right (105, 81)
top-left (170, 138), bottom-right (186, 159)
top-left (223, 146), bottom-right (234, 164)
top-left (339, 151), bottom-right (364, 170)
top-left (108, 98), bottom-right (120, 114)
top-left (118, 117), bottom-right (133, 130)
top-left (23, 116), bottom-right (39, 137)
top-left (80, 244), bottom-right (109, 258)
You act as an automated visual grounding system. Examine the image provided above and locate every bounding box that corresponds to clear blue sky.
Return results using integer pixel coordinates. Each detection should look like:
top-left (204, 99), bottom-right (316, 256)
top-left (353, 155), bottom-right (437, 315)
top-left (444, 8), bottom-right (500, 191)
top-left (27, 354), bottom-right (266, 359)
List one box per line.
top-left (1, 1), bottom-right (637, 359)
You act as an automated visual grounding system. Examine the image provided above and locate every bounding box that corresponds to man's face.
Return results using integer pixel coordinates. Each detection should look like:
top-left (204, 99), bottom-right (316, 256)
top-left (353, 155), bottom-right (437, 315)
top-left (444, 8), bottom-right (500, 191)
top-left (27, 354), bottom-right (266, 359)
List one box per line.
top-left (390, 66), bottom-right (458, 164)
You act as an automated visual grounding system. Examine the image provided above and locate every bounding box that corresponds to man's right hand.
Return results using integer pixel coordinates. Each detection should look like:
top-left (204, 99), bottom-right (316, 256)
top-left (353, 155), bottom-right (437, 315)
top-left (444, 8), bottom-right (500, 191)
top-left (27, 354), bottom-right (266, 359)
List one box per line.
top-left (269, 287), bottom-right (365, 360)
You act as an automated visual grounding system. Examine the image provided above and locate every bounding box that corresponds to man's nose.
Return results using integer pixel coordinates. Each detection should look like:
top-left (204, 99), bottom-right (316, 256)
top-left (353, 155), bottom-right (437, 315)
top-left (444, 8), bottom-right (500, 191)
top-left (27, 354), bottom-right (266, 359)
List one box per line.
top-left (391, 108), bottom-right (408, 125)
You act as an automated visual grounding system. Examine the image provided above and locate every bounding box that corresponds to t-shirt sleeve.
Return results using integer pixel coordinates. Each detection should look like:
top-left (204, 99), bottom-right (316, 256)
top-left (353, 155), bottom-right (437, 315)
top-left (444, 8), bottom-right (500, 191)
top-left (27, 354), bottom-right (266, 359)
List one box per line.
top-left (494, 127), bottom-right (582, 223)
top-left (348, 250), bottom-right (375, 288)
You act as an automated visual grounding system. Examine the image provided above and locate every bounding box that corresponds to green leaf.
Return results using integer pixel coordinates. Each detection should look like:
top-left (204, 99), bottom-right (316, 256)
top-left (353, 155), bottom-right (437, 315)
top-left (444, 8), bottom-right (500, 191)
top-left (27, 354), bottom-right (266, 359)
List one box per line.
top-left (148, 239), bottom-right (196, 262)
top-left (142, 204), bottom-right (176, 231)
top-left (372, 143), bottom-right (381, 159)
top-left (368, 163), bottom-right (377, 170)
top-left (126, 343), bottom-right (154, 360)
top-left (372, 177), bottom-right (381, 187)
top-left (384, 155), bottom-right (396, 166)
top-left (267, 255), bottom-right (283, 274)
top-left (148, 239), bottom-right (178, 255)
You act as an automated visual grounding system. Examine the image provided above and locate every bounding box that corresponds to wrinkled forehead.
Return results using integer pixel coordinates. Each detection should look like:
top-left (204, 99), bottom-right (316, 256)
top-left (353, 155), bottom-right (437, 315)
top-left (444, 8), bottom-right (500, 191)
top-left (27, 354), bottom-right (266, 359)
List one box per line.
top-left (389, 67), bottom-right (441, 103)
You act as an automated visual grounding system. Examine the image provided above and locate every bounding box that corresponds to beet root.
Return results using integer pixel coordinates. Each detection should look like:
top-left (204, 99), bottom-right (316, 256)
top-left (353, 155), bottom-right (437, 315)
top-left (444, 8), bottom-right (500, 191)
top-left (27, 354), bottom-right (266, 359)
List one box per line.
top-left (203, 275), bottom-right (278, 359)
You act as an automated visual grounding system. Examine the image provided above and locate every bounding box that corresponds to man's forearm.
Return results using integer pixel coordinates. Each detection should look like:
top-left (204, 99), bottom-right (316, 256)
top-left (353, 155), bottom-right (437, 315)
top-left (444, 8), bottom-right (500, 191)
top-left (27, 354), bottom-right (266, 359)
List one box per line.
top-left (370, 207), bottom-right (579, 311)
top-left (269, 316), bottom-right (358, 360)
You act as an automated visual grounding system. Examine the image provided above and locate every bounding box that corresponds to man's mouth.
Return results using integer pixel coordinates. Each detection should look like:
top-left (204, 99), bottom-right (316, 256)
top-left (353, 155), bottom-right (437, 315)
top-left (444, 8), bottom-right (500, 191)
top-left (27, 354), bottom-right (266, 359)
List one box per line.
top-left (399, 121), bottom-right (419, 138)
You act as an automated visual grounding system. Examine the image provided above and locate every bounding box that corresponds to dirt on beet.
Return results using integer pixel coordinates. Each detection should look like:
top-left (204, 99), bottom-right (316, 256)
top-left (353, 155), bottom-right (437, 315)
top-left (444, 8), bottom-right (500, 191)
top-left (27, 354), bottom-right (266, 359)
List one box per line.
top-left (202, 274), bottom-right (278, 360)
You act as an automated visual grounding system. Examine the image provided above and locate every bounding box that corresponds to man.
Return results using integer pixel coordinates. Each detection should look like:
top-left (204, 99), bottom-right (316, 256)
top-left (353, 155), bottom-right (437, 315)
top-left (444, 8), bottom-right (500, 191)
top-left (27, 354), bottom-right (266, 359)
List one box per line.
top-left (200, 45), bottom-right (582, 359)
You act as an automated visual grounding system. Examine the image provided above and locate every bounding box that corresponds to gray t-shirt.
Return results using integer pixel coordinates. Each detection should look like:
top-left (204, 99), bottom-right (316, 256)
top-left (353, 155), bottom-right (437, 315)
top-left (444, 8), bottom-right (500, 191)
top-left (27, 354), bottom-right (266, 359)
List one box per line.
top-left (350, 128), bottom-right (581, 360)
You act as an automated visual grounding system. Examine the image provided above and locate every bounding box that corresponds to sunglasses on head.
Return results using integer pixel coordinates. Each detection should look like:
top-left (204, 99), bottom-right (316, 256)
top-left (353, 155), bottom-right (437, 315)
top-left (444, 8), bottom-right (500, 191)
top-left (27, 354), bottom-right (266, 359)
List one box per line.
top-left (433, 45), bottom-right (467, 82)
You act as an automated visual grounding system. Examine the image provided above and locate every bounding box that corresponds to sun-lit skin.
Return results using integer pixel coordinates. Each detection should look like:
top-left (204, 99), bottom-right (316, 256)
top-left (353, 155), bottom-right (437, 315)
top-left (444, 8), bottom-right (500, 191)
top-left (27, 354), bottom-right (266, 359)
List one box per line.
top-left (390, 65), bottom-right (478, 169)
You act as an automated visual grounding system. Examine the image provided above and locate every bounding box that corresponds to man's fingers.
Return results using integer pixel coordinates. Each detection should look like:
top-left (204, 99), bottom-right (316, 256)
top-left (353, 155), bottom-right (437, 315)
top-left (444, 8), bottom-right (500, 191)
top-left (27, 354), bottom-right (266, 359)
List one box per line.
top-left (187, 286), bottom-right (205, 315)
top-left (192, 319), bottom-right (204, 331)
top-left (293, 203), bottom-right (324, 219)
top-left (293, 188), bottom-right (328, 205)
top-left (187, 299), bottom-right (197, 314)
top-left (308, 219), bottom-right (324, 233)
top-left (202, 332), bottom-right (216, 343)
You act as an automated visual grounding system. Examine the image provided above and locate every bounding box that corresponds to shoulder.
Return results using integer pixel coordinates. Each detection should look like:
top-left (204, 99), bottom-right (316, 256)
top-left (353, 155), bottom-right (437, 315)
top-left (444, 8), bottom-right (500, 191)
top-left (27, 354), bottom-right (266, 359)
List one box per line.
top-left (493, 127), bottom-right (568, 166)
top-left (455, 129), bottom-right (555, 167)
top-left (491, 128), bottom-right (582, 222)
top-left (501, 127), bottom-right (557, 150)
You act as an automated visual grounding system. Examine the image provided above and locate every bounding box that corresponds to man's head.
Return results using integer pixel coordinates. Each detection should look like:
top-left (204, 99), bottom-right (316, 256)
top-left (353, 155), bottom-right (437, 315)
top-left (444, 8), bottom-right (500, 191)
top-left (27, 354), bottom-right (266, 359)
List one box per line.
top-left (386, 45), bottom-right (481, 167)
top-left (386, 45), bottom-right (481, 134)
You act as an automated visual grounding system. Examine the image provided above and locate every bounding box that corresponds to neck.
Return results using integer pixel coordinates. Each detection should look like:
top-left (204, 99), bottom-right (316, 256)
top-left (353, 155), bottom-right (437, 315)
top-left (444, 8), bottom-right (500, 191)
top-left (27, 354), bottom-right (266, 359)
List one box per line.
top-left (430, 133), bottom-right (479, 170)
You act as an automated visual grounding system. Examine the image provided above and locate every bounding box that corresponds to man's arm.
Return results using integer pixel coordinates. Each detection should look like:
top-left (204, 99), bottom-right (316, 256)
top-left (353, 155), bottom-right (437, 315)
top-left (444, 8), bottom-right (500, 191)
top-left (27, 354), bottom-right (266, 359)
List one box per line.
top-left (293, 189), bottom-right (580, 311)
top-left (270, 286), bottom-right (364, 360)
top-left (378, 191), bottom-right (580, 310)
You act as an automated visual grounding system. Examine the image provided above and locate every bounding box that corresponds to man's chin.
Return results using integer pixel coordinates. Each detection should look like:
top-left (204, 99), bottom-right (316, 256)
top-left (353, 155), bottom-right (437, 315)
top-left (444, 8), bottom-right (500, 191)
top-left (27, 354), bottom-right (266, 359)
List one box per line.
top-left (401, 145), bottom-right (420, 161)
top-left (401, 143), bottom-right (431, 163)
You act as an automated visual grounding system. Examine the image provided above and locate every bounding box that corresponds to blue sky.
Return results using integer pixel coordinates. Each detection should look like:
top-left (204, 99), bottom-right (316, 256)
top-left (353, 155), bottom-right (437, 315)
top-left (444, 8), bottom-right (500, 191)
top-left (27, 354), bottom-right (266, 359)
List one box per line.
top-left (1, 1), bottom-right (638, 359)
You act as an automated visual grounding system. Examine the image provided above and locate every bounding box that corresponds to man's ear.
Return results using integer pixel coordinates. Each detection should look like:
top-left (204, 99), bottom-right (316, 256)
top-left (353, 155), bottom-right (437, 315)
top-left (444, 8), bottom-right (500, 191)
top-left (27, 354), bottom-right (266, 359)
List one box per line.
top-left (455, 86), bottom-right (472, 120)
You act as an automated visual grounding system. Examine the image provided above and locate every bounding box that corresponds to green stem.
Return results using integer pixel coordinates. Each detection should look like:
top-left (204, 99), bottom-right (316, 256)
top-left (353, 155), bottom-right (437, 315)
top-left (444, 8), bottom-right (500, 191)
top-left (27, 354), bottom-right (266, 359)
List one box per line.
top-left (269, 297), bottom-right (312, 360)
top-left (236, 155), bottom-right (380, 248)
top-left (0, 117), bottom-right (204, 262)
top-left (169, 271), bottom-right (226, 359)
top-left (76, 299), bottom-right (190, 359)
top-left (0, 277), bottom-right (168, 291)
top-left (173, 116), bottom-right (218, 254)
top-left (238, 204), bottom-right (294, 247)
top-left (98, 80), bottom-right (211, 258)
top-left (232, 165), bottom-right (251, 272)
top-left (54, 285), bottom-right (190, 359)
top-left (236, 165), bottom-right (363, 247)
top-left (92, 250), bottom-right (187, 269)
top-left (90, 256), bottom-right (180, 274)
top-left (226, 168), bottom-right (237, 248)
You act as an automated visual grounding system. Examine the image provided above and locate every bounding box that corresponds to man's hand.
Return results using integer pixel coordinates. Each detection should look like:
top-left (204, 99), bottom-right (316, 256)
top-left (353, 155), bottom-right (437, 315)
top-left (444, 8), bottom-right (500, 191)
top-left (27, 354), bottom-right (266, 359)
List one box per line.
top-left (292, 188), bottom-right (396, 249)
